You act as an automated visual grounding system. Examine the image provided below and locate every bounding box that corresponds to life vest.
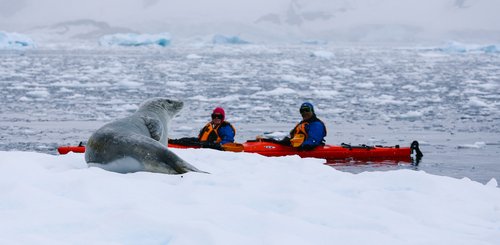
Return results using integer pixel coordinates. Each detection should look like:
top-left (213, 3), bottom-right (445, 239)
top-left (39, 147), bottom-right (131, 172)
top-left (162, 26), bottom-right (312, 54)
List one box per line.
top-left (198, 121), bottom-right (236, 143)
top-left (290, 118), bottom-right (327, 147)
top-left (290, 122), bottom-right (309, 147)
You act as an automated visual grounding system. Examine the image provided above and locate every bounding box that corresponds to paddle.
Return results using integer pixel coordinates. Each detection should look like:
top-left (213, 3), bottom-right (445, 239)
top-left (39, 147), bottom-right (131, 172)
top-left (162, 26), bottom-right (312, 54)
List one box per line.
top-left (221, 143), bottom-right (244, 152)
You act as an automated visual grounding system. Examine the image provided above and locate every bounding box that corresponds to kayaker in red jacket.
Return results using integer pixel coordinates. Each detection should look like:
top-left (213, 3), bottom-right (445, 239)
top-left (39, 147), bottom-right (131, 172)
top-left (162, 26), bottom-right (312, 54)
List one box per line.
top-left (282, 102), bottom-right (327, 150)
top-left (168, 107), bottom-right (236, 150)
top-left (198, 107), bottom-right (236, 149)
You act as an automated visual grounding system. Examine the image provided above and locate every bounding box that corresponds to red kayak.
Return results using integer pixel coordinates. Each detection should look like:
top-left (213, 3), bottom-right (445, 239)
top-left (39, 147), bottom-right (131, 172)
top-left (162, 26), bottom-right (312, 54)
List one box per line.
top-left (240, 139), bottom-right (421, 164)
top-left (58, 140), bottom-right (422, 164)
top-left (57, 142), bottom-right (85, 154)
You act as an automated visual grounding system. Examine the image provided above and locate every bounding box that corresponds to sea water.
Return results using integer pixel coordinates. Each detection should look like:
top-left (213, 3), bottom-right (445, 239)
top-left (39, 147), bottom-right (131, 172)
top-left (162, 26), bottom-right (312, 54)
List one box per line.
top-left (1, 45), bottom-right (499, 183)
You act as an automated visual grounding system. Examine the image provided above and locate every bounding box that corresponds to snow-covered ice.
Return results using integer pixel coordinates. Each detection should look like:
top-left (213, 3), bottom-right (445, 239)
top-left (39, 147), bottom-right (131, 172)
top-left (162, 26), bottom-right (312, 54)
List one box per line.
top-left (0, 149), bottom-right (499, 244)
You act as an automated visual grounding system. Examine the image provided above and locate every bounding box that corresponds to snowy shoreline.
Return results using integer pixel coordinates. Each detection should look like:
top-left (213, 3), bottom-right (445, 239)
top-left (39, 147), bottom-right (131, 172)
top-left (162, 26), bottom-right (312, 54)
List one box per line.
top-left (1, 149), bottom-right (499, 244)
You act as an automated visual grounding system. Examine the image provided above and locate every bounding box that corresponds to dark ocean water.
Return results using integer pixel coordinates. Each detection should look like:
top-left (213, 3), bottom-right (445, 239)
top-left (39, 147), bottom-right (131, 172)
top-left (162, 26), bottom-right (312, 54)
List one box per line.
top-left (1, 46), bottom-right (499, 184)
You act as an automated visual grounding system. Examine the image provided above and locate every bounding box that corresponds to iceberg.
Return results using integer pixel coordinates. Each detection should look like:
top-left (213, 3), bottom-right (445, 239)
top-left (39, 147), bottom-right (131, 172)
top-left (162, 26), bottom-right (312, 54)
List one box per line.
top-left (99, 33), bottom-right (171, 47)
top-left (310, 50), bottom-right (334, 59)
top-left (212, 34), bottom-right (249, 44)
top-left (479, 44), bottom-right (499, 53)
top-left (0, 31), bottom-right (36, 49)
top-left (300, 40), bottom-right (328, 45)
top-left (438, 41), bottom-right (499, 53)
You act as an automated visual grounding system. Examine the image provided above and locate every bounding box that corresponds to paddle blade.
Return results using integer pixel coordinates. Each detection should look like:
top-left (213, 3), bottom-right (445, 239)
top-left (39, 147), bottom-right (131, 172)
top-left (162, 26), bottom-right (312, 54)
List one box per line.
top-left (222, 143), bottom-right (244, 152)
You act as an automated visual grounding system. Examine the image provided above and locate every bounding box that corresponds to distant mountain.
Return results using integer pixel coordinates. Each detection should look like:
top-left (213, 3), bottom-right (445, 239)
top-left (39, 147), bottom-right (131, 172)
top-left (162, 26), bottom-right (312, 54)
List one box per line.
top-left (250, 0), bottom-right (500, 44)
top-left (255, 0), bottom-right (338, 26)
top-left (1, 0), bottom-right (497, 45)
top-left (28, 19), bottom-right (136, 42)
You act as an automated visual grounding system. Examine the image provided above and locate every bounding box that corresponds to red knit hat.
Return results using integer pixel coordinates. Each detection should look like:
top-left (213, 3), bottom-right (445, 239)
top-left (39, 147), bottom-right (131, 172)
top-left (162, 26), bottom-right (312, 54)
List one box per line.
top-left (212, 107), bottom-right (225, 120)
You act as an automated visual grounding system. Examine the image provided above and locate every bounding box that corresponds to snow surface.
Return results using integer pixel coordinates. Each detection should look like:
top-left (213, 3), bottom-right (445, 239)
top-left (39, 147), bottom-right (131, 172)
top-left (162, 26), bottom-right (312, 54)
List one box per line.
top-left (1, 150), bottom-right (499, 244)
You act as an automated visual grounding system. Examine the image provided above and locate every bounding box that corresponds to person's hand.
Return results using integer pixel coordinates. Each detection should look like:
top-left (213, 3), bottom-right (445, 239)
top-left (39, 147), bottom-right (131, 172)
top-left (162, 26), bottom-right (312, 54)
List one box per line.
top-left (279, 137), bottom-right (291, 146)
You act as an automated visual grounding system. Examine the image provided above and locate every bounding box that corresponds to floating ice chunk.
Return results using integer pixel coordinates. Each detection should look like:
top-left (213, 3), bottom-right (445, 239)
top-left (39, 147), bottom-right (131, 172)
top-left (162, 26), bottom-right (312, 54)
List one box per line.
top-left (215, 94), bottom-right (240, 102)
top-left (99, 33), bottom-right (171, 47)
top-left (262, 131), bottom-right (288, 138)
top-left (0, 31), bottom-right (36, 49)
top-left (313, 90), bottom-right (339, 98)
top-left (458, 141), bottom-right (486, 149)
top-left (212, 34), bottom-right (249, 44)
top-left (354, 81), bottom-right (375, 89)
top-left (116, 80), bottom-right (143, 87)
top-left (186, 54), bottom-right (202, 59)
top-left (300, 40), bottom-right (328, 45)
top-left (476, 82), bottom-right (498, 90)
top-left (166, 81), bottom-right (184, 88)
top-left (18, 96), bottom-right (31, 101)
top-left (396, 110), bottom-right (424, 119)
top-left (311, 50), bottom-right (334, 59)
top-left (335, 68), bottom-right (355, 76)
top-left (253, 88), bottom-right (297, 96)
top-left (122, 103), bottom-right (138, 112)
top-left (190, 95), bottom-right (209, 101)
top-left (250, 106), bottom-right (272, 112)
top-left (26, 89), bottom-right (50, 98)
top-left (281, 74), bottom-right (308, 83)
top-left (468, 96), bottom-right (491, 108)
top-left (401, 84), bottom-right (421, 92)
top-left (363, 95), bottom-right (403, 105)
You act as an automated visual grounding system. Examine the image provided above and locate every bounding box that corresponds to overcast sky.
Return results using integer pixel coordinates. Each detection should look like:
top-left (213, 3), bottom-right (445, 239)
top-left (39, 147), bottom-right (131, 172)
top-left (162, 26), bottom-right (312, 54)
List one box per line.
top-left (1, 0), bottom-right (499, 42)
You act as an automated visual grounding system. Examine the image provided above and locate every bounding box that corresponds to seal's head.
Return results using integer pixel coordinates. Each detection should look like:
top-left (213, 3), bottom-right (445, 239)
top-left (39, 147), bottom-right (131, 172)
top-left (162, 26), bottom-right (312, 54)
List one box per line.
top-left (137, 98), bottom-right (184, 117)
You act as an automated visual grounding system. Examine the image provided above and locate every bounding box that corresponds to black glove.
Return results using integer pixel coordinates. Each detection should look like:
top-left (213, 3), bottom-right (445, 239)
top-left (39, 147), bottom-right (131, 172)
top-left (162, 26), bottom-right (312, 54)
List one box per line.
top-left (278, 137), bottom-right (292, 146)
top-left (200, 141), bottom-right (223, 150)
top-left (168, 137), bottom-right (200, 147)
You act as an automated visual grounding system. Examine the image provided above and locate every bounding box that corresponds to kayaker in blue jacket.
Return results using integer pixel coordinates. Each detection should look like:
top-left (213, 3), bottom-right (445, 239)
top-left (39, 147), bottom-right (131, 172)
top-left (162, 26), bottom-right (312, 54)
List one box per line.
top-left (284, 102), bottom-right (327, 150)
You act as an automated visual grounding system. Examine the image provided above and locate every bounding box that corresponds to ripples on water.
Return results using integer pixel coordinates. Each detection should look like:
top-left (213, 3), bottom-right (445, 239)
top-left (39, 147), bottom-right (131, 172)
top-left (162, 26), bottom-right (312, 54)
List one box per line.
top-left (0, 46), bottom-right (499, 183)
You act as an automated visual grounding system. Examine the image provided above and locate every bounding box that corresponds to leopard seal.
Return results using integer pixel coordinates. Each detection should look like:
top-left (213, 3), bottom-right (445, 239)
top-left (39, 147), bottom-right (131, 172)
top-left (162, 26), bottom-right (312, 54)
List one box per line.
top-left (85, 98), bottom-right (204, 174)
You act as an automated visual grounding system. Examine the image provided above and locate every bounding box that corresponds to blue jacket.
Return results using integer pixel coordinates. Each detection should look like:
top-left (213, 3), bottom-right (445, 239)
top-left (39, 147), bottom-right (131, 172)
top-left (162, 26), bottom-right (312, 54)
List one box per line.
top-left (291, 116), bottom-right (327, 149)
top-left (218, 123), bottom-right (235, 145)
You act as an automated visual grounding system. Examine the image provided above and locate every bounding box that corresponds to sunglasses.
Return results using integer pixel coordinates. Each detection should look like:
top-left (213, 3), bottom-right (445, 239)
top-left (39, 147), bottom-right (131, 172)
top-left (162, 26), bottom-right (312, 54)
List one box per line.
top-left (211, 113), bottom-right (223, 119)
top-left (299, 107), bottom-right (312, 113)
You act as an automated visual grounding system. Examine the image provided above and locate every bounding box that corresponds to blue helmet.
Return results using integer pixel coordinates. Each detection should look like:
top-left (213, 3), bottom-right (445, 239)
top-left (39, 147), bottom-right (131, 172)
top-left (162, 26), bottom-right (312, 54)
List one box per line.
top-left (300, 102), bottom-right (315, 114)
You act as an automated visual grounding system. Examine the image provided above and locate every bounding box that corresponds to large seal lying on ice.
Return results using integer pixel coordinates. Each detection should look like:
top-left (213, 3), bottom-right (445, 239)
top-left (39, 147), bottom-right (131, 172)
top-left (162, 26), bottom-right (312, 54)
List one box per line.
top-left (85, 98), bottom-right (204, 174)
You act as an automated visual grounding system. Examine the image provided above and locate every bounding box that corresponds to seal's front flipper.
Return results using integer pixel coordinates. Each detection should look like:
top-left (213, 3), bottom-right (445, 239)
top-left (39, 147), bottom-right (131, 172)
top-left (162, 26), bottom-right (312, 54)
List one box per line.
top-left (143, 116), bottom-right (163, 141)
